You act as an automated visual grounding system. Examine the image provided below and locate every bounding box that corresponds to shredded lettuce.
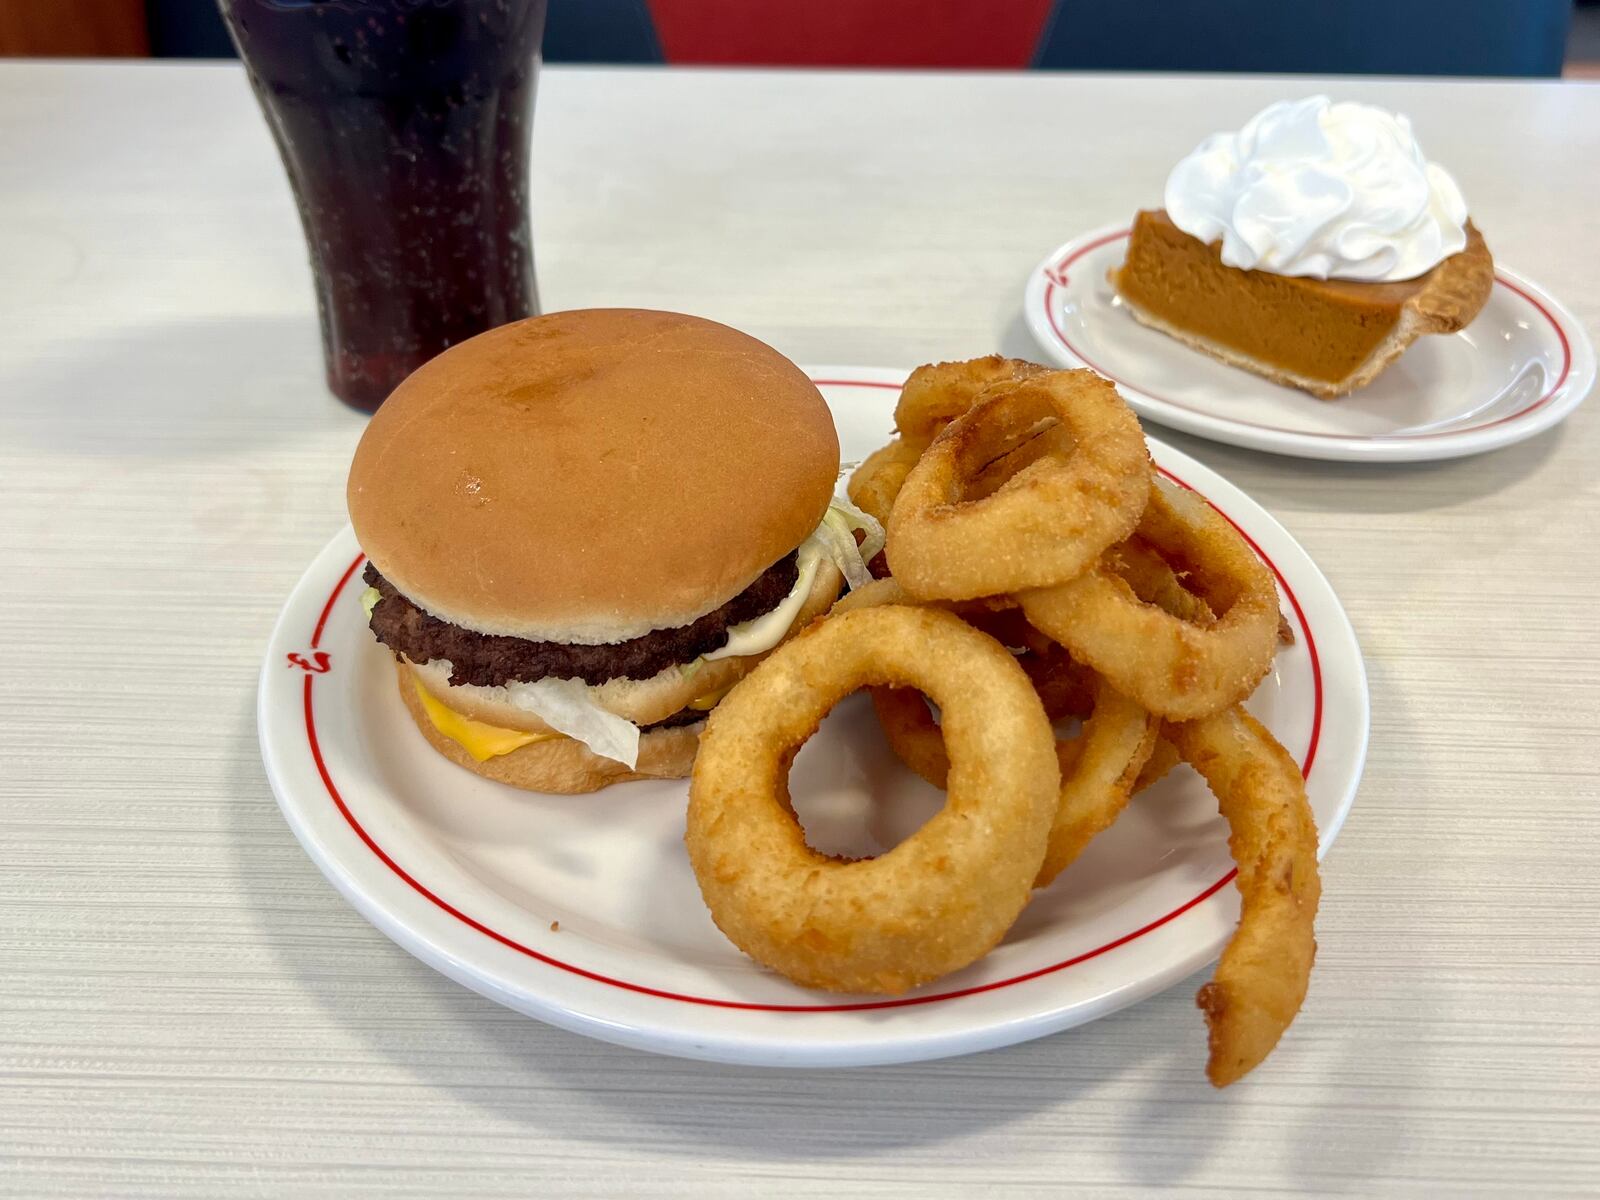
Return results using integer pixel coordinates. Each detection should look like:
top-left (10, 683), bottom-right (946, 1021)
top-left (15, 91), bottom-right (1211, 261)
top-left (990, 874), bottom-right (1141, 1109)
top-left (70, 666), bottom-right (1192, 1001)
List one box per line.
top-left (359, 586), bottom-right (382, 618)
top-left (430, 499), bottom-right (883, 768)
top-left (504, 677), bottom-right (641, 768)
top-left (816, 498), bottom-right (884, 591)
top-left (830, 496), bottom-right (886, 563)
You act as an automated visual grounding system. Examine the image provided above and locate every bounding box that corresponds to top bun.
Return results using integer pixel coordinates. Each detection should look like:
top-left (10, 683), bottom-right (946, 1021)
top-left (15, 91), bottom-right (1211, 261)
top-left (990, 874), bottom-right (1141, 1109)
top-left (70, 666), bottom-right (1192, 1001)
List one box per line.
top-left (347, 309), bottom-right (839, 643)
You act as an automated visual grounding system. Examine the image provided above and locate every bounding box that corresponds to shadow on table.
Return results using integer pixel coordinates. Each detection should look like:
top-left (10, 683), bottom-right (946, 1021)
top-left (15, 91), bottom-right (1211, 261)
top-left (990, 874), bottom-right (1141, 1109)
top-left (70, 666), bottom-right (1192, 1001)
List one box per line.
top-left (225, 657), bottom-right (1437, 1190)
top-left (996, 310), bottom-right (1573, 515)
top-left (3, 314), bottom-right (356, 459)
top-left (224, 691), bottom-right (1248, 1185)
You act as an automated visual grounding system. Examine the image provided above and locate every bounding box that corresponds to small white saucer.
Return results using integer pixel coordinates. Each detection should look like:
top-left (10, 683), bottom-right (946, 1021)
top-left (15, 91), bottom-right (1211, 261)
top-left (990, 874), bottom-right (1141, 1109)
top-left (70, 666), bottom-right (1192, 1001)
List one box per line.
top-left (1024, 225), bottom-right (1594, 462)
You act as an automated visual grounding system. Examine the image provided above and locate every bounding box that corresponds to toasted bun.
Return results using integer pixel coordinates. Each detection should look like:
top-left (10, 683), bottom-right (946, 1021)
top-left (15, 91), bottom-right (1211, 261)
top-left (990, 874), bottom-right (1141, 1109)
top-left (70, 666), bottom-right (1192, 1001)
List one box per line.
top-left (406, 561), bottom-right (843, 733)
top-left (348, 309), bottom-right (839, 643)
top-left (397, 664), bottom-right (701, 794)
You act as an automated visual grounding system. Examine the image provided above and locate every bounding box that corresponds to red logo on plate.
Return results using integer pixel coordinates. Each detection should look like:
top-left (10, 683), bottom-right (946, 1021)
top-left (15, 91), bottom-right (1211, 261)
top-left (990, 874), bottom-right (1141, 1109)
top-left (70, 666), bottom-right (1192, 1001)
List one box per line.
top-left (287, 651), bottom-right (333, 674)
top-left (1042, 264), bottom-right (1071, 288)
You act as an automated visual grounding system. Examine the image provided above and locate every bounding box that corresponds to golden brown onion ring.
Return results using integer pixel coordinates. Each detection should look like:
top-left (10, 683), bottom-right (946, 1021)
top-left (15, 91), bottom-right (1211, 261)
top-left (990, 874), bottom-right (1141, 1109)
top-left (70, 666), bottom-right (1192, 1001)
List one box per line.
top-left (1035, 678), bottom-right (1159, 887)
top-left (888, 371), bottom-right (1150, 601)
top-left (1132, 735), bottom-right (1181, 792)
top-left (686, 606), bottom-right (1059, 995)
top-left (870, 672), bottom-right (1158, 890)
top-left (894, 355), bottom-right (1048, 443)
top-left (1020, 479), bottom-right (1278, 720)
top-left (1164, 705), bottom-right (1321, 1087)
top-left (847, 436), bottom-right (925, 527)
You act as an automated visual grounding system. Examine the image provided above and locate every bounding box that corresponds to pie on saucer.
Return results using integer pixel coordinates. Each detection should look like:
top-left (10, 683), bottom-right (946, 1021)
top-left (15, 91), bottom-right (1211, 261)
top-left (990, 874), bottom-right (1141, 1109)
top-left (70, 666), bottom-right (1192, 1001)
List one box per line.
top-left (1113, 96), bottom-right (1495, 399)
top-left (1113, 208), bottom-right (1494, 399)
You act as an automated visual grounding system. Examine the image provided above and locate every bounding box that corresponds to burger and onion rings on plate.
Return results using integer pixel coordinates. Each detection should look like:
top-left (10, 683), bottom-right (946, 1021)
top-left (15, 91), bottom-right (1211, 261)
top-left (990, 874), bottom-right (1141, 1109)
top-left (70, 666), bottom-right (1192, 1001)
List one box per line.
top-left (259, 312), bottom-right (1368, 1078)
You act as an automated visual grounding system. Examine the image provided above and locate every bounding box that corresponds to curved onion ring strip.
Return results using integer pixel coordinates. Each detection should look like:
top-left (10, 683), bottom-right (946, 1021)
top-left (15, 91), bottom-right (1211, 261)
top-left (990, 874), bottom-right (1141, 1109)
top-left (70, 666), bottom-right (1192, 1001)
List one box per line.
top-left (1020, 479), bottom-right (1278, 720)
top-left (867, 686), bottom-right (954, 790)
top-left (1133, 736), bottom-right (1181, 792)
top-left (686, 606), bottom-right (1059, 995)
top-left (1164, 706), bottom-right (1321, 1087)
top-left (888, 371), bottom-right (1150, 601)
top-left (1036, 679), bottom-right (1159, 887)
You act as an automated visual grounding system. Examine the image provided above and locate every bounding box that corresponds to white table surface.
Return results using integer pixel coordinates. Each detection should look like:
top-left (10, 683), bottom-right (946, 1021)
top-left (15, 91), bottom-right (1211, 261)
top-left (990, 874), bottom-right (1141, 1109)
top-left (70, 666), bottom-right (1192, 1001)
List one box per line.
top-left (2, 61), bottom-right (1597, 1198)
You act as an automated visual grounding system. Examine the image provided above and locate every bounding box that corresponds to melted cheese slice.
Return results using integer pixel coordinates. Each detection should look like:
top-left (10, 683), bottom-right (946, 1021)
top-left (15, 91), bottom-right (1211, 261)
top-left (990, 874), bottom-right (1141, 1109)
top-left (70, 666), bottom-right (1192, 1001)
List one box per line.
top-left (688, 683), bottom-right (736, 710)
top-left (413, 678), bottom-right (563, 762)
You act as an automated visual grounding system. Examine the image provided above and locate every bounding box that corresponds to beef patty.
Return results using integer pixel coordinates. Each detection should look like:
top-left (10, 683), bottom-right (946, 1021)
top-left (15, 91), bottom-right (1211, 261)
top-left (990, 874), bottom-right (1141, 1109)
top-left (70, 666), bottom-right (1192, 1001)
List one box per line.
top-left (639, 706), bottom-right (709, 732)
top-left (363, 553), bottom-right (801, 688)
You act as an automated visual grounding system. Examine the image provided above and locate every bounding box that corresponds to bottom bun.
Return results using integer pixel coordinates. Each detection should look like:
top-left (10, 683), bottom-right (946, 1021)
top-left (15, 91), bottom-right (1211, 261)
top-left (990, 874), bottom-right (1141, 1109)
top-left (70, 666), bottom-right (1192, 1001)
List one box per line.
top-left (397, 663), bottom-right (702, 794)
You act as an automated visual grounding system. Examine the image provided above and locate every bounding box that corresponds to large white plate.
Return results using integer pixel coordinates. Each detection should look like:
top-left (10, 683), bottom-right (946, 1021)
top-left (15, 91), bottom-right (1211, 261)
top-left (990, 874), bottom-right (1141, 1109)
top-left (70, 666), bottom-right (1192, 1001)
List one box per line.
top-left (258, 367), bottom-right (1369, 1068)
top-left (1024, 224), bottom-right (1595, 462)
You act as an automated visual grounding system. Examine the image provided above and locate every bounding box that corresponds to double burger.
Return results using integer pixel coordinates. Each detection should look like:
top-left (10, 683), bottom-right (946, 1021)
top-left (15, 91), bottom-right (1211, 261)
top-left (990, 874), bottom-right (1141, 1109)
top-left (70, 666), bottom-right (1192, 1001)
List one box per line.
top-left (347, 309), bottom-right (877, 793)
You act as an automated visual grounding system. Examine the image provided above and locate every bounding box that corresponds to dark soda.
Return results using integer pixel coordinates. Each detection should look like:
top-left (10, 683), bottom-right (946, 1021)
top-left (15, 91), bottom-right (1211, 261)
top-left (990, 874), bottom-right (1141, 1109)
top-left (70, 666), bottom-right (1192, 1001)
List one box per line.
top-left (220, 0), bottom-right (548, 411)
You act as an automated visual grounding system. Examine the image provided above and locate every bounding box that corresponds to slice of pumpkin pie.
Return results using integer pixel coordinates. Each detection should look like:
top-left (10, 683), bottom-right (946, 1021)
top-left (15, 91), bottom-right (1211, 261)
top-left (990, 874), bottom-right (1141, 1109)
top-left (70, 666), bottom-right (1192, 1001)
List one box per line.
top-left (1113, 96), bottom-right (1493, 399)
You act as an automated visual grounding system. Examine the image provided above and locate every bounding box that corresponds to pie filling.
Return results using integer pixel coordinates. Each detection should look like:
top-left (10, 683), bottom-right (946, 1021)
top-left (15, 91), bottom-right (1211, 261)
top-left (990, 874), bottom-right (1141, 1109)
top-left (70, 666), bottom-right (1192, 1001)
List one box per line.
top-left (1116, 209), bottom-right (1418, 383)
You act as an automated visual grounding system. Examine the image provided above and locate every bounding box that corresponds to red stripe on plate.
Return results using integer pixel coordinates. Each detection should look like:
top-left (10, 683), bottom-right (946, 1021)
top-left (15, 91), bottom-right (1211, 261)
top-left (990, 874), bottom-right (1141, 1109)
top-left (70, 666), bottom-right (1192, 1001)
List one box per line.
top-left (314, 554), bottom-right (365, 650)
top-left (808, 378), bottom-right (902, 390)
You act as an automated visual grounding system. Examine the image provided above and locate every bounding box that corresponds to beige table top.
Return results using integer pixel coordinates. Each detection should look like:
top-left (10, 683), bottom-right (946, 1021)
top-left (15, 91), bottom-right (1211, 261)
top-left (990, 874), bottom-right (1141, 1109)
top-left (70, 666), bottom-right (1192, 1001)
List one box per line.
top-left (2, 61), bottom-right (1596, 1198)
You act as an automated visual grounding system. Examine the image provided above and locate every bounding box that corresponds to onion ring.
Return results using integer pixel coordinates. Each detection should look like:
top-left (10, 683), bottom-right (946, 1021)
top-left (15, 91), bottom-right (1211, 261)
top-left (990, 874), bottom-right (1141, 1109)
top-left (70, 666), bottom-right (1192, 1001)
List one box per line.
top-left (1117, 527), bottom-right (1295, 649)
top-left (888, 371), bottom-right (1151, 601)
top-left (1164, 706), bottom-right (1321, 1086)
top-left (847, 436), bottom-right (924, 527)
top-left (686, 606), bottom-right (1059, 994)
top-left (1019, 479), bottom-right (1278, 719)
top-left (894, 355), bottom-right (1048, 443)
top-left (1133, 735), bottom-right (1181, 792)
top-left (848, 421), bottom-right (1066, 533)
top-left (870, 672), bottom-right (1156, 889)
top-left (867, 686), bottom-right (953, 790)
top-left (1107, 535), bottom-right (1218, 626)
top-left (1035, 678), bottom-right (1159, 886)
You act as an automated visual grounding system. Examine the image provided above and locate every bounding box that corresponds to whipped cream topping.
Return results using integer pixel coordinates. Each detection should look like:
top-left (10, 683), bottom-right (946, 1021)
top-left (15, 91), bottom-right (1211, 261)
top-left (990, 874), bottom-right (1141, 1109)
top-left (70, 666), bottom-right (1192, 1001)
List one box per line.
top-left (1164, 95), bottom-right (1469, 282)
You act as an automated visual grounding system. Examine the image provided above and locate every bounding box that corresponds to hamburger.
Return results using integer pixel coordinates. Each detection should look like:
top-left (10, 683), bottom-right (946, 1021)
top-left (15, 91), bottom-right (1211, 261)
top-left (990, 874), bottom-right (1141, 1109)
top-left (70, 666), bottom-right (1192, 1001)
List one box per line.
top-left (347, 308), bottom-right (878, 793)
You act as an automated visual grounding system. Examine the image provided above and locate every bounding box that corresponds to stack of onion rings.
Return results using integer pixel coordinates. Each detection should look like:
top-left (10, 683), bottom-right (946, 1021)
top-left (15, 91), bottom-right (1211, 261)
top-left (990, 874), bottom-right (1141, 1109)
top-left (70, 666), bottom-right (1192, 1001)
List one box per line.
top-left (691, 358), bottom-right (1320, 1086)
